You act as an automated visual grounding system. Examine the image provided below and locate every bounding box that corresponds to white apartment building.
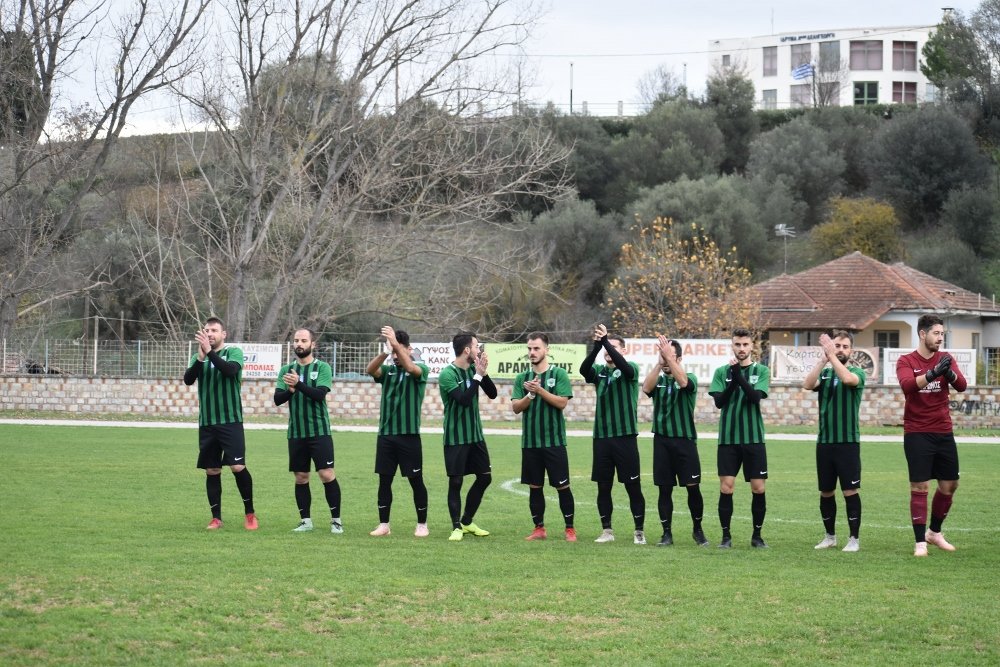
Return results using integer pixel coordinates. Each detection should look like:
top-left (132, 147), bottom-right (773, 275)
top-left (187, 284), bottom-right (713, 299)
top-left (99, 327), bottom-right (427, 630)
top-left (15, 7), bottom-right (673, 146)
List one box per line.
top-left (708, 26), bottom-right (937, 109)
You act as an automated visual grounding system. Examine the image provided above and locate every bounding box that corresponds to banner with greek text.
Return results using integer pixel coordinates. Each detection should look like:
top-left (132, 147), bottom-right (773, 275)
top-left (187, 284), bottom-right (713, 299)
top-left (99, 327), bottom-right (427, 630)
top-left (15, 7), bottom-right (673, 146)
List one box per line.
top-left (239, 343), bottom-right (284, 379)
top-left (769, 346), bottom-right (879, 382)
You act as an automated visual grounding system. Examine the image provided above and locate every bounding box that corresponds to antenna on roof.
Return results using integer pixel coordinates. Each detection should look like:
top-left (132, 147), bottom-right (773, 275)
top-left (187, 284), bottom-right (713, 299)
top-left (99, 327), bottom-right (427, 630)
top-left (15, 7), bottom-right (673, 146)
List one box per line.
top-left (775, 224), bottom-right (796, 274)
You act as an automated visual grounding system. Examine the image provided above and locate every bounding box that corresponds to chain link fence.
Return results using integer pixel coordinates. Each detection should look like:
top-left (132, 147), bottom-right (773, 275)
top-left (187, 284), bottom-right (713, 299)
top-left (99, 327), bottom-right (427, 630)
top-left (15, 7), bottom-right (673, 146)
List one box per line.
top-left (1, 339), bottom-right (383, 380)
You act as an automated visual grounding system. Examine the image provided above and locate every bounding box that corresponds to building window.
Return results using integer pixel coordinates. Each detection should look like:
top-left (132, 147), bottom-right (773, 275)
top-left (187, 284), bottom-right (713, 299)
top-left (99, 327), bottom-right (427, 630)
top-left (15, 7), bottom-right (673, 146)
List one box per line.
top-left (819, 40), bottom-right (840, 72)
top-left (893, 81), bottom-right (917, 103)
top-left (893, 41), bottom-right (917, 71)
top-left (762, 89), bottom-right (777, 109)
top-left (850, 40), bottom-right (883, 70)
top-left (722, 54), bottom-right (731, 67)
top-left (790, 43), bottom-right (811, 67)
top-left (763, 46), bottom-right (777, 76)
top-left (874, 330), bottom-right (899, 348)
top-left (926, 83), bottom-right (939, 102)
top-left (854, 81), bottom-right (879, 105)
top-left (790, 84), bottom-right (811, 107)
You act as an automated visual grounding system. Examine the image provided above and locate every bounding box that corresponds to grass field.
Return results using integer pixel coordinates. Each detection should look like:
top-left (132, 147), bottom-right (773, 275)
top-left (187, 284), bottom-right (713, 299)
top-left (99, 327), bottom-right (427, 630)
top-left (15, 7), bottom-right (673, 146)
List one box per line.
top-left (1, 424), bottom-right (999, 666)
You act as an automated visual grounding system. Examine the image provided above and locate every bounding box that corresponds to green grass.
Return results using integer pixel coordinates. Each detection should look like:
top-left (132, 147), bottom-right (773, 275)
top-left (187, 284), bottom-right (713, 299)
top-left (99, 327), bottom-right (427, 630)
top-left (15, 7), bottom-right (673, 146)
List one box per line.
top-left (1, 424), bottom-right (998, 665)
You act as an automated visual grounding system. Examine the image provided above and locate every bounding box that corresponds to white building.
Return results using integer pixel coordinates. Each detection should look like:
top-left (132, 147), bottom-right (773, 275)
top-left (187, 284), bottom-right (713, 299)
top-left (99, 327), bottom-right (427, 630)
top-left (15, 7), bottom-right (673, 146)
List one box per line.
top-left (708, 26), bottom-right (938, 109)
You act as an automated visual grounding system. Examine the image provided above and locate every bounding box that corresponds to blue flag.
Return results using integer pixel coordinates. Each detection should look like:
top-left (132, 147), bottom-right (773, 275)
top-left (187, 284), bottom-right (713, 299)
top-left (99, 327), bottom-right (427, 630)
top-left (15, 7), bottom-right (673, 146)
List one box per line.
top-left (792, 63), bottom-right (814, 80)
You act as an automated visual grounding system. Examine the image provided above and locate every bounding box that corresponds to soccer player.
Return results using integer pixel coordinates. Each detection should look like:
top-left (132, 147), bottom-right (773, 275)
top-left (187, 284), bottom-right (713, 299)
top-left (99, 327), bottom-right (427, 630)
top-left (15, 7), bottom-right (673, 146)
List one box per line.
top-left (579, 324), bottom-right (646, 545)
top-left (708, 328), bottom-right (770, 549)
top-left (895, 314), bottom-right (967, 557)
top-left (438, 332), bottom-right (497, 542)
top-left (365, 326), bottom-right (430, 537)
top-left (642, 335), bottom-right (708, 547)
top-left (512, 332), bottom-right (577, 542)
top-left (183, 317), bottom-right (257, 530)
top-left (803, 331), bottom-right (865, 553)
top-left (274, 328), bottom-right (342, 534)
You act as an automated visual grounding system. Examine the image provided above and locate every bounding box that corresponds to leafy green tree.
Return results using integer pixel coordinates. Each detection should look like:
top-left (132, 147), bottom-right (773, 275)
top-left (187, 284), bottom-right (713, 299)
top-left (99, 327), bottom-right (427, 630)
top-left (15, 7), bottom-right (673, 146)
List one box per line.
top-left (704, 66), bottom-right (758, 174)
top-left (746, 116), bottom-right (845, 228)
top-left (867, 106), bottom-right (989, 229)
top-left (907, 231), bottom-right (987, 293)
top-left (939, 185), bottom-right (1000, 256)
top-left (806, 107), bottom-right (879, 194)
top-left (810, 197), bottom-right (904, 263)
top-left (921, 9), bottom-right (983, 104)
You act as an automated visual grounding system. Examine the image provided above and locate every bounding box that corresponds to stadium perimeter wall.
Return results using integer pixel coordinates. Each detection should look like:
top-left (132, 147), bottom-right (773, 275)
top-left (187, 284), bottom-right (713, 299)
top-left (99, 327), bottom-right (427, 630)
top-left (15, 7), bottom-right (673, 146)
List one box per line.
top-left (2, 376), bottom-right (999, 428)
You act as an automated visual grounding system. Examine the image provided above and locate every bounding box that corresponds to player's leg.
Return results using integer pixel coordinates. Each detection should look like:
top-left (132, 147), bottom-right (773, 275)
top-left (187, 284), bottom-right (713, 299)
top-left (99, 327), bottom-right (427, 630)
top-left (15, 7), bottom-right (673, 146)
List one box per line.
top-left (371, 435), bottom-right (397, 536)
top-left (222, 424), bottom-right (256, 530)
top-left (615, 436), bottom-right (646, 544)
top-left (522, 449), bottom-right (547, 540)
top-left (652, 436), bottom-right (674, 546)
top-left (839, 442), bottom-right (862, 552)
top-left (198, 426), bottom-right (224, 528)
top-left (927, 434), bottom-right (960, 552)
top-left (460, 442), bottom-right (491, 535)
top-left (675, 438), bottom-right (707, 546)
top-left (815, 443), bottom-right (838, 549)
top-left (592, 438), bottom-right (615, 542)
top-left (289, 437), bottom-right (313, 531)
top-left (747, 444), bottom-right (768, 548)
top-left (398, 435), bottom-right (429, 535)
top-left (717, 445), bottom-right (740, 548)
top-left (904, 433), bottom-right (934, 556)
top-left (550, 448), bottom-right (576, 541)
top-left (314, 437), bottom-right (341, 533)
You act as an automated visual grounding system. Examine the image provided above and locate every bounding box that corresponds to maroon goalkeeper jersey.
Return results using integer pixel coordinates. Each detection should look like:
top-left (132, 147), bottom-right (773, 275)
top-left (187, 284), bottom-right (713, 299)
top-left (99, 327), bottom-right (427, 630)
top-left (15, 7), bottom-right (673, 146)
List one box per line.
top-left (895, 349), bottom-right (967, 434)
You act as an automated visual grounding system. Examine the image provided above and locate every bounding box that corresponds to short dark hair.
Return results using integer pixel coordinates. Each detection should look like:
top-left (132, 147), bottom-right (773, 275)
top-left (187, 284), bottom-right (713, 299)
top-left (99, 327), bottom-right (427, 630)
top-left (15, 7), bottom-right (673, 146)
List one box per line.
top-left (608, 335), bottom-right (626, 349)
top-left (396, 330), bottom-right (410, 347)
top-left (204, 317), bottom-right (225, 329)
top-left (732, 327), bottom-right (753, 339)
top-left (831, 329), bottom-right (853, 344)
top-left (294, 327), bottom-right (316, 342)
top-left (918, 314), bottom-right (944, 333)
top-left (527, 331), bottom-right (549, 346)
top-left (668, 339), bottom-right (682, 359)
top-left (452, 332), bottom-right (476, 357)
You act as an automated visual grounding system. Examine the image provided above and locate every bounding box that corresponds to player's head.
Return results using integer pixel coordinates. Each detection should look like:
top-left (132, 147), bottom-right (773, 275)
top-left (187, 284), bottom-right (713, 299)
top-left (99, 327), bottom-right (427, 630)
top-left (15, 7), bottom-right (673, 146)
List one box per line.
top-left (604, 334), bottom-right (626, 365)
top-left (918, 314), bottom-right (945, 353)
top-left (831, 329), bottom-right (853, 364)
top-left (668, 339), bottom-right (682, 360)
top-left (731, 328), bottom-right (754, 363)
top-left (203, 317), bottom-right (226, 349)
top-left (526, 332), bottom-right (549, 366)
top-left (293, 328), bottom-right (316, 359)
top-left (453, 332), bottom-right (479, 363)
top-left (393, 330), bottom-right (411, 365)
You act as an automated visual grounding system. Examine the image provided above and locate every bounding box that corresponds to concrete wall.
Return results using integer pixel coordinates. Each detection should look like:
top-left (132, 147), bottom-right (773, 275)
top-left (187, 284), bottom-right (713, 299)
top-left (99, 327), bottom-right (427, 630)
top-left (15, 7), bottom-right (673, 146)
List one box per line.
top-left (3, 376), bottom-right (1000, 429)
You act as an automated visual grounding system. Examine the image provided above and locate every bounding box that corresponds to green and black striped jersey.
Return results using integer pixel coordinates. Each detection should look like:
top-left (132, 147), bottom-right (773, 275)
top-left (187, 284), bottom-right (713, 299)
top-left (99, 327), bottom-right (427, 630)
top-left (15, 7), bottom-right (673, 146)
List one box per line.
top-left (188, 346), bottom-right (243, 427)
top-left (584, 361), bottom-right (640, 438)
top-left (649, 372), bottom-right (698, 440)
top-left (374, 362), bottom-right (429, 436)
top-left (438, 364), bottom-right (485, 446)
top-left (276, 360), bottom-right (332, 439)
top-left (814, 366), bottom-right (865, 444)
top-left (512, 366), bottom-right (573, 448)
top-left (709, 362), bottom-right (769, 445)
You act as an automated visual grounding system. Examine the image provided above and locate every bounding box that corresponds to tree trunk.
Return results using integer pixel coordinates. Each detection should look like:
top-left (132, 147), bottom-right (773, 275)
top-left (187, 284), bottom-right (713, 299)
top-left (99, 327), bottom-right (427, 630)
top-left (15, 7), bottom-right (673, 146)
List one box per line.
top-left (0, 294), bottom-right (16, 341)
top-left (226, 267), bottom-right (249, 342)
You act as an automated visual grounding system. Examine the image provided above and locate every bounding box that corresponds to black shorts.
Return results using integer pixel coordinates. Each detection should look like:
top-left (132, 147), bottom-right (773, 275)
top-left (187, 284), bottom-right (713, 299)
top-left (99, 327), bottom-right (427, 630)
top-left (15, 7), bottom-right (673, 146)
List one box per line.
top-left (443, 441), bottom-right (491, 477)
top-left (288, 435), bottom-right (335, 473)
top-left (652, 434), bottom-right (702, 487)
top-left (904, 432), bottom-right (960, 483)
top-left (816, 442), bottom-right (861, 492)
top-left (375, 434), bottom-right (424, 477)
top-left (521, 446), bottom-right (572, 488)
top-left (716, 443), bottom-right (768, 481)
top-left (197, 423), bottom-right (246, 469)
top-left (591, 435), bottom-right (642, 483)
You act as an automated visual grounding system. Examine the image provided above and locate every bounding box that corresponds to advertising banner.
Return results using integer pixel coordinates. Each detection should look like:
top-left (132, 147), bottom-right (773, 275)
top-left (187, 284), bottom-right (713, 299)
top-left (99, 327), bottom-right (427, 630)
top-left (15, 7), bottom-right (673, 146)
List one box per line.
top-left (769, 346), bottom-right (879, 382)
top-left (239, 343), bottom-right (284, 379)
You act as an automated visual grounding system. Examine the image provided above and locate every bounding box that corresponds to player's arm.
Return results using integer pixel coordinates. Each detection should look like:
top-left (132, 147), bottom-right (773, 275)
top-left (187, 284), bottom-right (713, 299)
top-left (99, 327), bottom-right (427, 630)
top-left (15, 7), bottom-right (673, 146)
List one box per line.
top-left (601, 337), bottom-right (635, 380)
top-left (183, 359), bottom-right (201, 385)
top-left (479, 374), bottom-right (498, 400)
top-left (947, 356), bottom-right (968, 392)
top-left (449, 378), bottom-right (481, 407)
top-left (827, 354), bottom-right (859, 387)
top-left (710, 365), bottom-right (739, 408)
top-left (366, 351), bottom-right (388, 379)
top-left (535, 383), bottom-right (569, 410)
top-left (896, 357), bottom-right (927, 394)
top-left (579, 339), bottom-right (601, 383)
top-left (206, 350), bottom-right (241, 378)
top-left (295, 383), bottom-right (330, 403)
top-left (732, 366), bottom-right (763, 404)
top-left (662, 355), bottom-right (688, 389)
top-left (274, 368), bottom-right (291, 405)
top-left (641, 364), bottom-right (662, 396)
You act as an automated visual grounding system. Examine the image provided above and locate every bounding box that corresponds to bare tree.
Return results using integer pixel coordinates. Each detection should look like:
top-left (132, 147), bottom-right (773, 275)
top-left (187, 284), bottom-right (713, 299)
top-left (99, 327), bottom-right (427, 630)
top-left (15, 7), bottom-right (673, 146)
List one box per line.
top-left (0, 0), bottom-right (211, 339)
top-left (636, 64), bottom-right (687, 109)
top-left (165, 0), bottom-right (571, 341)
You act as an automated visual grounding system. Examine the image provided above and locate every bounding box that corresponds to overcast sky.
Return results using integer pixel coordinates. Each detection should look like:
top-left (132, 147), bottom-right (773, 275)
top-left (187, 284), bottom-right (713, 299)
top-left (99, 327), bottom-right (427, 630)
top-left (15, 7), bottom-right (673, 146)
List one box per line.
top-left (99, 0), bottom-right (981, 135)
top-left (521, 0), bottom-right (980, 115)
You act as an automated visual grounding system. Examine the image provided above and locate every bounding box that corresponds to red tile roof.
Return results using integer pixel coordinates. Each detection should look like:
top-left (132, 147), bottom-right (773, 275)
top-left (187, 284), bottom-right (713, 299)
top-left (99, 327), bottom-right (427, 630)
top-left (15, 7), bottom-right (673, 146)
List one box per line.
top-left (748, 252), bottom-right (1000, 331)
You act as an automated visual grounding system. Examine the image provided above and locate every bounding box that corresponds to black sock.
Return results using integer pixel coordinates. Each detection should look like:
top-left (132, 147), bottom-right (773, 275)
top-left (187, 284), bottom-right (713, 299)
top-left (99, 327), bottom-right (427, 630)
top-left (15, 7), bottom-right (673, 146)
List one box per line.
top-left (625, 481), bottom-right (645, 531)
top-left (686, 485), bottom-right (704, 531)
top-left (323, 478), bottom-right (341, 519)
top-left (461, 474), bottom-right (491, 525)
top-left (596, 481), bottom-right (614, 529)
top-left (658, 486), bottom-right (674, 533)
top-left (529, 487), bottom-right (545, 527)
top-left (295, 482), bottom-right (311, 520)
top-left (719, 492), bottom-right (733, 538)
top-left (558, 487), bottom-right (575, 528)
top-left (232, 468), bottom-right (254, 514)
top-left (844, 493), bottom-right (861, 539)
top-left (820, 494), bottom-right (836, 535)
top-left (377, 474), bottom-right (394, 523)
top-left (751, 492), bottom-right (766, 537)
top-left (448, 476), bottom-right (463, 529)
top-left (409, 474), bottom-right (428, 524)
top-left (206, 474), bottom-right (222, 519)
